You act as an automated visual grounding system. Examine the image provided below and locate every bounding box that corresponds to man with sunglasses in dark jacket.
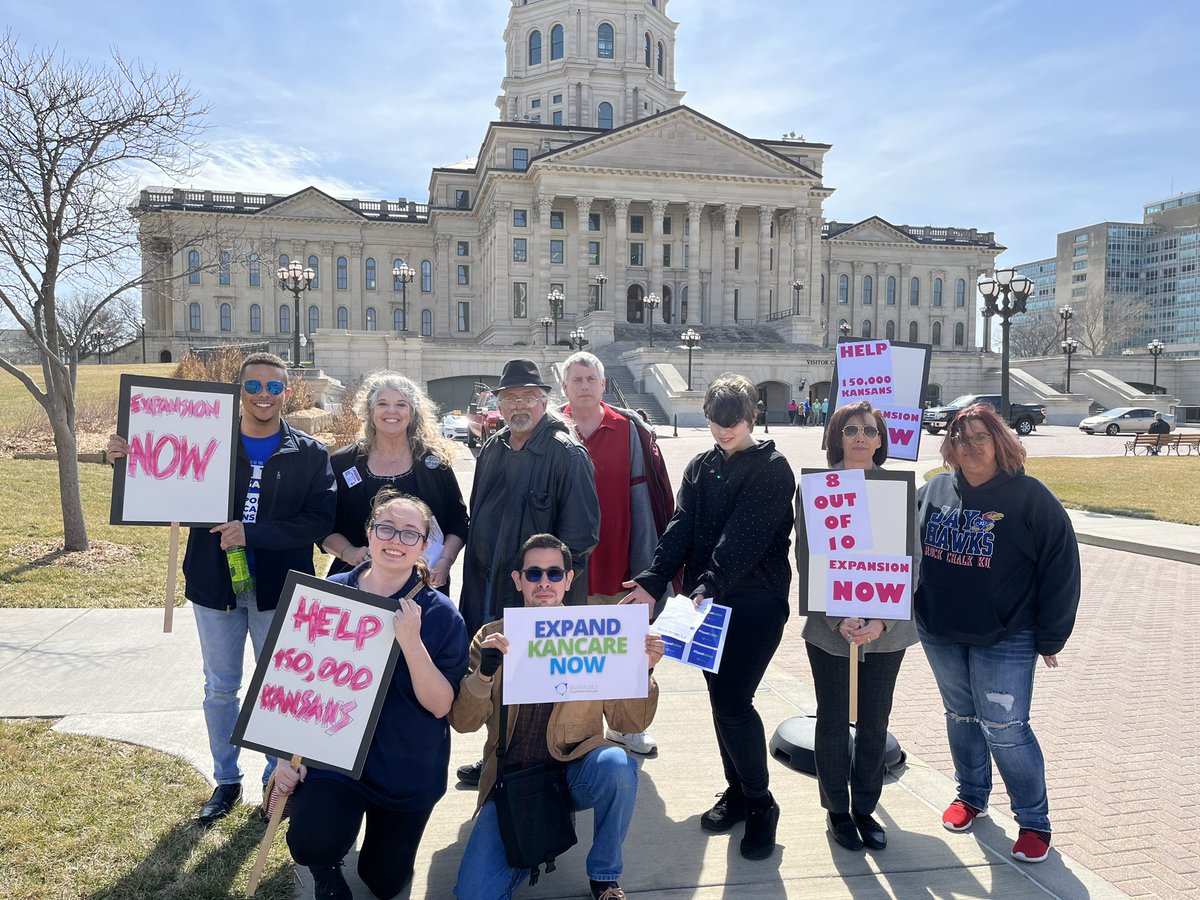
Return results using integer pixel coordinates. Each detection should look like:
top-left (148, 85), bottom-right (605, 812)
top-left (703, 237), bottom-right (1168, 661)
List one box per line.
top-left (108, 352), bottom-right (335, 826)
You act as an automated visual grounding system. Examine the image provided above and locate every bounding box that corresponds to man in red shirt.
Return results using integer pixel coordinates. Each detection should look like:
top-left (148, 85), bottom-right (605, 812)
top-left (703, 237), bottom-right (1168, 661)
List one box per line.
top-left (562, 352), bottom-right (675, 755)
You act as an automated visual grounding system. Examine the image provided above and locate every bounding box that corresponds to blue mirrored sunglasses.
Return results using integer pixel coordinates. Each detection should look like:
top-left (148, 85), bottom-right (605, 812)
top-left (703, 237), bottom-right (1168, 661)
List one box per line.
top-left (521, 566), bottom-right (566, 583)
top-left (243, 379), bottom-right (286, 395)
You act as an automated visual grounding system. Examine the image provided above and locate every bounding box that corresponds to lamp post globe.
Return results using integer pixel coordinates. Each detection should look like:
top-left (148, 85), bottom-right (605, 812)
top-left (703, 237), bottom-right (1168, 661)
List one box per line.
top-left (594, 274), bottom-right (607, 312)
top-left (392, 263), bottom-right (415, 332)
top-left (680, 327), bottom-right (701, 390)
top-left (538, 314), bottom-right (553, 346)
top-left (278, 261), bottom-right (315, 365)
top-left (979, 268), bottom-right (1032, 420)
top-left (791, 279), bottom-right (804, 314)
top-left (643, 292), bottom-right (661, 347)
top-left (1061, 338), bottom-right (1079, 393)
top-left (547, 288), bottom-right (564, 343)
top-left (569, 326), bottom-right (588, 352)
top-left (1058, 305), bottom-right (1073, 343)
top-left (1148, 339), bottom-right (1165, 394)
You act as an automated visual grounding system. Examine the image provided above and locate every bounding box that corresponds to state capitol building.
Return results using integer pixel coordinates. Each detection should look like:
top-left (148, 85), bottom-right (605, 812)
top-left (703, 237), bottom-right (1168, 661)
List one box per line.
top-left (135, 0), bottom-right (1004, 415)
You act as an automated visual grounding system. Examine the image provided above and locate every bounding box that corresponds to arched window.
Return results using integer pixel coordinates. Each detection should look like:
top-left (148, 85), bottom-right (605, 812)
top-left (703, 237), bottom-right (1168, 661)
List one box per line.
top-left (909, 276), bottom-right (920, 305)
top-left (249, 303), bottom-right (262, 333)
top-left (218, 251), bottom-right (230, 286)
top-left (279, 304), bottom-right (291, 333)
top-left (336, 306), bottom-right (348, 329)
top-left (597, 23), bottom-right (614, 58)
top-left (886, 275), bottom-right (896, 305)
top-left (955, 322), bottom-right (966, 346)
top-left (188, 302), bottom-right (201, 331)
top-left (421, 260), bottom-right (432, 291)
top-left (680, 286), bottom-right (688, 324)
top-left (308, 255), bottom-right (320, 289)
top-left (365, 307), bottom-right (377, 331)
top-left (550, 24), bottom-right (564, 60)
top-left (365, 258), bottom-right (377, 291)
top-left (933, 277), bottom-right (943, 307)
top-left (862, 275), bottom-right (873, 305)
top-left (278, 254), bottom-right (289, 272)
top-left (626, 284), bottom-right (645, 323)
top-left (909, 321), bottom-right (919, 342)
top-left (393, 258), bottom-right (405, 291)
top-left (656, 41), bottom-right (664, 75)
top-left (187, 250), bottom-right (201, 285)
top-left (308, 305), bottom-right (320, 334)
top-left (393, 308), bottom-right (405, 332)
top-left (421, 309), bottom-right (433, 336)
top-left (838, 273), bottom-right (849, 304)
top-left (219, 302), bottom-right (231, 332)
top-left (644, 33), bottom-right (651, 67)
top-left (932, 321), bottom-right (942, 345)
top-left (956, 278), bottom-right (966, 307)
top-left (597, 102), bottom-right (613, 130)
top-left (248, 254), bottom-right (260, 286)
top-left (528, 30), bottom-right (542, 65)
top-left (885, 320), bottom-right (896, 341)
top-left (861, 319), bottom-right (872, 338)
top-left (336, 256), bottom-right (348, 290)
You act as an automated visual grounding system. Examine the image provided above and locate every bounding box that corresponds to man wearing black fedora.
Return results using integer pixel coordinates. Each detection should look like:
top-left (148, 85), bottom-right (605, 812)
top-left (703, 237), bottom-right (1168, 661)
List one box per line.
top-left (457, 358), bottom-right (600, 785)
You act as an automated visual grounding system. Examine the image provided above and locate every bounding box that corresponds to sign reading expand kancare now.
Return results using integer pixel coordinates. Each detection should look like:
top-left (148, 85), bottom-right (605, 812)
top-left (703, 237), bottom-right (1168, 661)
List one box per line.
top-left (501, 605), bottom-right (650, 704)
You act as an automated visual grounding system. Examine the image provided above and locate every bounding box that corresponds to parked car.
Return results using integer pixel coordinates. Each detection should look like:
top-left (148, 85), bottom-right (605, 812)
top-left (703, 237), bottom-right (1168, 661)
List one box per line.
top-left (1078, 407), bottom-right (1174, 436)
top-left (924, 394), bottom-right (1047, 436)
top-left (440, 412), bottom-right (470, 442)
top-left (467, 387), bottom-right (504, 448)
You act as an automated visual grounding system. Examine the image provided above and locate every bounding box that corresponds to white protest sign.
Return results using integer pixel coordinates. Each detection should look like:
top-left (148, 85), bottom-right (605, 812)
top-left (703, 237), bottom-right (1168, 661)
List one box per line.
top-left (875, 405), bottom-right (925, 459)
top-left (232, 572), bottom-right (401, 778)
top-left (828, 339), bottom-right (932, 461)
top-left (659, 597), bottom-right (731, 674)
top-left (110, 374), bottom-right (239, 526)
top-left (824, 553), bottom-right (913, 621)
top-left (799, 468), bottom-right (874, 556)
top-left (502, 604), bottom-right (649, 705)
top-left (835, 340), bottom-right (895, 405)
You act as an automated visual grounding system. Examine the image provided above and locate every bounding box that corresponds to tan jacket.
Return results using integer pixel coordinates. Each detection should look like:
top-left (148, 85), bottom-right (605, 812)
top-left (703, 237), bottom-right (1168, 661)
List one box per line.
top-left (449, 619), bottom-right (660, 810)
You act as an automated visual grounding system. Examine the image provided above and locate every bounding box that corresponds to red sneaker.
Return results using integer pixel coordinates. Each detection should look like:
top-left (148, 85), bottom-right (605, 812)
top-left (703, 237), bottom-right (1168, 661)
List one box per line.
top-left (942, 799), bottom-right (987, 832)
top-left (1011, 829), bottom-right (1052, 863)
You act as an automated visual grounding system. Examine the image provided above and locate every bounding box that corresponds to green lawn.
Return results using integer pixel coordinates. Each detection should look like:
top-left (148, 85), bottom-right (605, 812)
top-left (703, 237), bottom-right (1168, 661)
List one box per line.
top-left (0, 362), bottom-right (177, 431)
top-left (0, 719), bottom-right (294, 900)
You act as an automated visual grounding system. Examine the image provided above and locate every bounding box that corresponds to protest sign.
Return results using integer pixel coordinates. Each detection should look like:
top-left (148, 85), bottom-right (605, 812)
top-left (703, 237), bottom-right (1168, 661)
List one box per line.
top-left (110, 374), bottom-right (239, 527)
top-left (795, 469), bottom-right (916, 618)
top-left (657, 596), bottom-right (731, 674)
top-left (232, 571), bottom-right (401, 778)
top-left (823, 553), bottom-right (913, 621)
top-left (799, 468), bottom-right (873, 556)
top-left (826, 338), bottom-right (932, 461)
top-left (502, 604), bottom-right (649, 705)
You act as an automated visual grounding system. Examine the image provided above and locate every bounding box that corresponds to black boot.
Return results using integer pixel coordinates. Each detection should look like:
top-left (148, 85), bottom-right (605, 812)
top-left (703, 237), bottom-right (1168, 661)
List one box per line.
top-left (457, 758), bottom-right (484, 785)
top-left (700, 784), bottom-right (747, 833)
top-left (740, 792), bottom-right (780, 860)
top-left (310, 863), bottom-right (352, 900)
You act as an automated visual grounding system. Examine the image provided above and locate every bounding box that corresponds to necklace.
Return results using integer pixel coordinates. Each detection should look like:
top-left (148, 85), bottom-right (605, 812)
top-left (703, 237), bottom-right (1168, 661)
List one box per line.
top-left (366, 461), bottom-right (414, 481)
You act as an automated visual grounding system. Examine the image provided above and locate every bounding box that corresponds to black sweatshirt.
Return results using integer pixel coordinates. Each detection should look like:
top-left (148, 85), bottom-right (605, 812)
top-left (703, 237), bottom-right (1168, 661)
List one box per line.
top-left (635, 440), bottom-right (795, 604)
top-left (915, 469), bottom-right (1080, 655)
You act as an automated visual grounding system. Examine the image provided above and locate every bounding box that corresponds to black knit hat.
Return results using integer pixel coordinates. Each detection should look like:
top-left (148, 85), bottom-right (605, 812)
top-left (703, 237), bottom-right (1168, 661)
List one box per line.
top-left (497, 358), bottom-right (551, 391)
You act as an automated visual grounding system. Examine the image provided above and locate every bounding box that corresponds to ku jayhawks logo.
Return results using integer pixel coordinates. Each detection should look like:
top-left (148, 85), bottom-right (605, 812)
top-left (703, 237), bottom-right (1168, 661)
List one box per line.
top-left (964, 511), bottom-right (1004, 533)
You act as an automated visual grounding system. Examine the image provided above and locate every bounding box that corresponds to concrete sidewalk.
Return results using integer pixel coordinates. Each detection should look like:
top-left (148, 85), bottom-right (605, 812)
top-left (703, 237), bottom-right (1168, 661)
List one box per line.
top-left (0, 606), bottom-right (1125, 899)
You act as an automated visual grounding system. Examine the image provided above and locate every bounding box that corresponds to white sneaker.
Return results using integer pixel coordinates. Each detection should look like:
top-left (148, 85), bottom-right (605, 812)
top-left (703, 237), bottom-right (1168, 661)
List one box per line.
top-left (607, 729), bottom-right (657, 755)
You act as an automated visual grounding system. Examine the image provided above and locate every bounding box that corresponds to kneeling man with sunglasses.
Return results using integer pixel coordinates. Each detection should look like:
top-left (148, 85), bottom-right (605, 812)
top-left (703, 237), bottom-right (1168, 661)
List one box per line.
top-left (450, 534), bottom-right (664, 900)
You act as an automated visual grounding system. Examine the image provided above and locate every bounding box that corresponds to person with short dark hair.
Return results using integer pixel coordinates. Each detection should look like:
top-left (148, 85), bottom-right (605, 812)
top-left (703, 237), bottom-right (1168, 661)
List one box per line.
top-left (1148, 412), bottom-right (1170, 454)
top-left (917, 404), bottom-right (1080, 865)
top-left (622, 373), bottom-right (795, 861)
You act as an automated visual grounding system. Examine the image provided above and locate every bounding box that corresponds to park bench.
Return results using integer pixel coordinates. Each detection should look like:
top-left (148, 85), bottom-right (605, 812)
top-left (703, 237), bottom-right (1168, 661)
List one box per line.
top-left (1124, 433), bottom-right (1173, 456)
top-left (1169, 433), bottom-right (1200, 456)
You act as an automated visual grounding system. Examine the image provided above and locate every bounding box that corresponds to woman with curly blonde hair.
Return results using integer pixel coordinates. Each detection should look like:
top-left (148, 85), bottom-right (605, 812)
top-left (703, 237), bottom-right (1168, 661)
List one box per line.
top-left (322, 372), bottom-right (468, 593)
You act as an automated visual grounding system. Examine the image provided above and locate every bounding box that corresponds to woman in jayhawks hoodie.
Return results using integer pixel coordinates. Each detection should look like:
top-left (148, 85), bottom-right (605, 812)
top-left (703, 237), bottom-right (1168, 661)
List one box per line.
top-left (915, 404), bottom-right (1079, 866)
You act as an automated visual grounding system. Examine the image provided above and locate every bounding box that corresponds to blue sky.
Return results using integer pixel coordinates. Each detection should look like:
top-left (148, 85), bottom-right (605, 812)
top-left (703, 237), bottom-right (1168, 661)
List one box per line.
top-left (4, 0), bottom-right (1198, 266)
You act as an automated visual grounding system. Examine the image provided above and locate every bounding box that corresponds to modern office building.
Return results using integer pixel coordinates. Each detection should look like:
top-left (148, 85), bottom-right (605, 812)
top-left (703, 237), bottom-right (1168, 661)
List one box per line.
top-left (1014, 258), bottom-right (1057, 315)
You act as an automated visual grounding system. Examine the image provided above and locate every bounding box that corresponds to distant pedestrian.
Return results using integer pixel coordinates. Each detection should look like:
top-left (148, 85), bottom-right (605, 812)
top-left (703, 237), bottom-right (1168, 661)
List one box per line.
top-left (1148, 412), bottom-right (1170, 454)
top-left (820, 398), bottom-right (829, 425)
top-left (803, 398), bottom-right (812, 426)
top-left (788, 399), bottom-right (798, 426)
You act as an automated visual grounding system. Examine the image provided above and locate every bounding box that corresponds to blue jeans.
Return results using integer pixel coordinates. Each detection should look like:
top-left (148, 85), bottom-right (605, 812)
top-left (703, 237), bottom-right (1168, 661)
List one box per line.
top-left (454, 746), bottom-right (640, 899)
top-left (918, 626), bottom-right (1051, 832)
top-left (192, 592), bottom-right (277, 786)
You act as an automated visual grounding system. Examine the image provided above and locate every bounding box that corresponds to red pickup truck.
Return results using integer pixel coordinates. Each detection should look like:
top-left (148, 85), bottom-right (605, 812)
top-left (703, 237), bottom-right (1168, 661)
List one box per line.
top-left (467, 388), bottom-right (504, 448)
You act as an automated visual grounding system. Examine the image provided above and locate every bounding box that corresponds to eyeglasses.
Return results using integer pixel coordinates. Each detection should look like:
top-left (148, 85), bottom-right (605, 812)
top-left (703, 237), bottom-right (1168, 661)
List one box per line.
top-left (951, 432), bottom-right (993, 446)
top-left (369, 523), bottom-right (427, 545)
top-left (498, 393), bottom-right (545, 407)
top-left (842, 424), bottom-right (880, 439)
top-left (243, 380), bottom-right (286, 396)
top-left (521, 566), bottom-right (566, 583)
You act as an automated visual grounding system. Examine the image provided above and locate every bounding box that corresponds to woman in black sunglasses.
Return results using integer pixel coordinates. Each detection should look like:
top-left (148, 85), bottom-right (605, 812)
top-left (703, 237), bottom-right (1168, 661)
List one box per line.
top-left (273, 489), bottom-right (469, 899)
top-left (799, 400), bottom-right (918, 853)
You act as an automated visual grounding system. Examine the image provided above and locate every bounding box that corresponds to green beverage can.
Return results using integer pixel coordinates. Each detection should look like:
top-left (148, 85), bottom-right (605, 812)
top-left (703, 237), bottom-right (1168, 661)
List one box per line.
top-left (226, 546), bottom-right (254, 594)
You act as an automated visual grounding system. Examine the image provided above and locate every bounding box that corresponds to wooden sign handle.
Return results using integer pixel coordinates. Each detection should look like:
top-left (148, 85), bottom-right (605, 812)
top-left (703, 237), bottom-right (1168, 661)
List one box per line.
top-left (246, 753), bottom-right (302, 896)
top-left (163, 522), bottom-right (180, 633)
top-left (848, 646), bottom-right (860, 724)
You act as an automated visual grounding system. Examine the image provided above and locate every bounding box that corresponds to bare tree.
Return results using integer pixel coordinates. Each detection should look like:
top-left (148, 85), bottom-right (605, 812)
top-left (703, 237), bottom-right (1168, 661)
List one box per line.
top-left (54, 293), bottom-right (141, 361)
top-left (0, 30), bottom-right (229, 550)
top-left (1073, 288), bottom-right (1150, 356)
top-left (1009, 310), bottom-right (1064, 358)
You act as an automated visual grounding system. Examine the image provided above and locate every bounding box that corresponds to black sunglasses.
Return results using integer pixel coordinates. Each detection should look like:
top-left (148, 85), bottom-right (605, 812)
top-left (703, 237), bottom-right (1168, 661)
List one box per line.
top-left (521, 566), bottom-right (566, 583)
top-left (842, 424), bottom-right (880, 439)
top-left (243, 379), bottom-right (286, 396)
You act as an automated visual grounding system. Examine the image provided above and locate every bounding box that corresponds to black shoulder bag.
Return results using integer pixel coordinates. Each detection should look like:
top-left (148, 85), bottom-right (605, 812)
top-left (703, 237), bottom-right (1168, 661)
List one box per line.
top-left (492, 703), bottom-right (577, 886)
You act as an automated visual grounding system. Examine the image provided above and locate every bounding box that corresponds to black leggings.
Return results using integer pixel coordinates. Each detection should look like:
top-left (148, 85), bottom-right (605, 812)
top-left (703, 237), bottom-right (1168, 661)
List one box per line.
top-left (287, 777), bottom-right (434, 899)
top-left (703, 592), bottom-right (788, 799)
top-left (806, 642), bottom-right (905, 816)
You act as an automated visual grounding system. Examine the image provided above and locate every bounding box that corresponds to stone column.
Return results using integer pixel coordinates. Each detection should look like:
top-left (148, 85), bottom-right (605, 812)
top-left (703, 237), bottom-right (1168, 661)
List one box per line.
top-left (574, 196), bottom-right (593, 317)
top-left (534, 194), bottom-right (553, 320)
top-left (851, 261), bottom-right (864, 334)
top-left (899, 263), bottom-right (912, 343)
top-left (807, 215), bottom-right (820, 319)
top-left (435, 235), bottom-right (451, 332)
top-left (612, 198), bottom-right (630, 319)
top-left (349, 241), bottom-right (363, 329)
top-left (650, 199), bottom-right (667, 319)
top-left (758, 206), bottom-right (775, 320)
top-left (722, 204), bottom-right (740, 324)
top-left (687, 201), bottom-right (703, 325)
top-left (319, 241), bottom-right (335, 330)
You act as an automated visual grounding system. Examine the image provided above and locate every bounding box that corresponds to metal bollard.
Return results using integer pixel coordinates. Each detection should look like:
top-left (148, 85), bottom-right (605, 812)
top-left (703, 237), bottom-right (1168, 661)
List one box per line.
top-left (673, 414), bottom-right (678, 437)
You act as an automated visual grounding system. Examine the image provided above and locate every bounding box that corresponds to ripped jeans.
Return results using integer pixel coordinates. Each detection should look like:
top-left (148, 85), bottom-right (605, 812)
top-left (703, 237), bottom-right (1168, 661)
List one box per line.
top-left (918, 626), bottom-right (1050, 832)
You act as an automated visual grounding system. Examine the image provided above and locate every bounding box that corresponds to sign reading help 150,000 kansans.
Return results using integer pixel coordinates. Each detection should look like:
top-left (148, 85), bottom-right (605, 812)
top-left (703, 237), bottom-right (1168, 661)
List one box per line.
top-left (232, 572), bottom-right (402, 779)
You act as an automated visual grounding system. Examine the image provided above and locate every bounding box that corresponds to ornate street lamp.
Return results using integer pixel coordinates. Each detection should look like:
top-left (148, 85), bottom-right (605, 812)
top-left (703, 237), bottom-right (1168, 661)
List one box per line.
top-left (569, 326), bottom-right (589, 352)
top-left (838, 321), bottom-right (851, 339)
top-left (277, 259), bottom-right (315, 364)
top-left (392, 262), bottom-right (415, 332)
top-left (680, 327), bottom-right (701, 390)
top-left (92, 327), bottom-right (107, 365)
top-left (538, 315), bottom-right (553, 346)
top-left (1148, 339), bottom-right (1165, 394)
top-left (139, 316), bottom-right (147, 364)
top-left (547, 288), bottom-right (564, 343)
top-left (792, 279), bottom-right (804, 314)
top-left (1058, 305), bottom-right (1073, 344)
top-left (643, 291), bottom-right (661, 347)
top-left (1061, 338), bottom-right (1079, 393)
top-left (594, 273), bottom-right (607, 312)
top-left (978, 268), bottom-right (1033, 420)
